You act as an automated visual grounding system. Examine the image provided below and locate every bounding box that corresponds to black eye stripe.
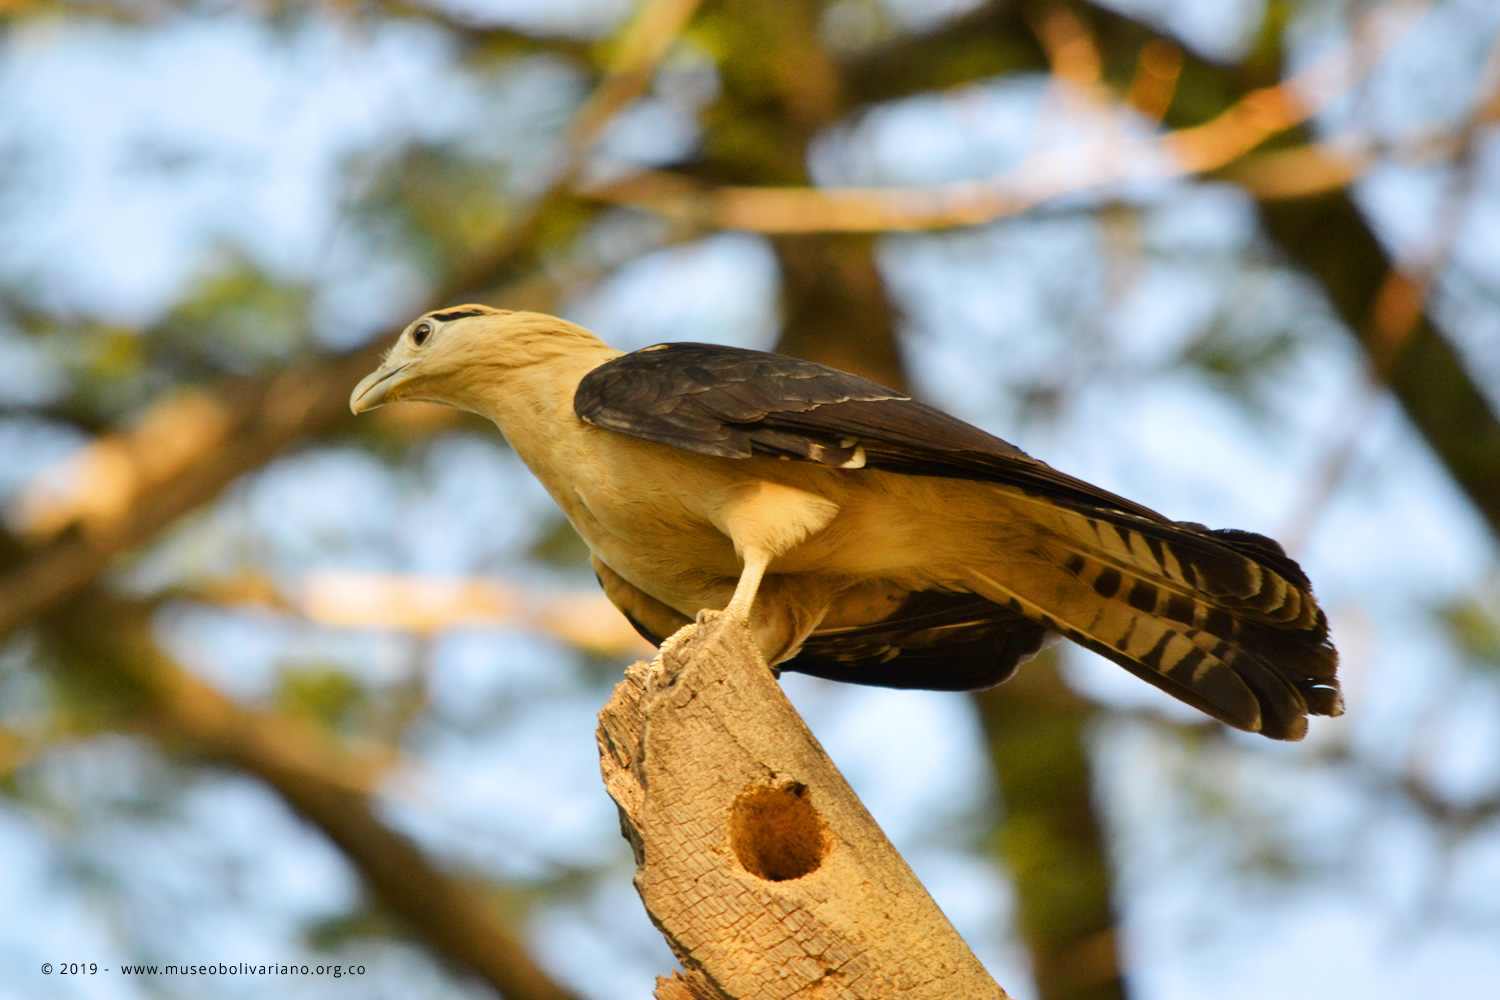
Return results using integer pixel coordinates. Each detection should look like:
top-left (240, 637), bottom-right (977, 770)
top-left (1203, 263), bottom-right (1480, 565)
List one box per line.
top-left (429, 307), bottom-right (489, 322)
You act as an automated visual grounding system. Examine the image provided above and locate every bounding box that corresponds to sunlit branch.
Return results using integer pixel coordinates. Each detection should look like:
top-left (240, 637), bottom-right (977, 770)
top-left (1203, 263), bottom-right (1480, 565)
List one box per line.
top-left (11, 391), bottom-right (236, 545)
top-left (44, 592), bottom-right (584, 1000)
top-left (0, 358), bottom-right (376, 645)
top-left (563, 0), bottom-right (704, 157)
top-left (0, 0), bottom-right (708, 644)
top-left (580, 0), bottom-right (1431, 233)
top-left (1278, 25), bottom-right (1500, 553)
top-left (1124, 39), bottom-right (1184, 122)
top-left (446, 0), bottom-right (706, 293)
top-left (579, 137), bottom-right (1362, 233)
top-left (198, 570), bottom-right (652, 657)
top-left (1030, 5), bottom-right (1103, 91)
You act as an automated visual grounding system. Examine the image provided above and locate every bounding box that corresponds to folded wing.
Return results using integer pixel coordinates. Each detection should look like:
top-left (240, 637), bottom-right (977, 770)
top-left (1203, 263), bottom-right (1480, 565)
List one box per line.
top-left (576, 343), bottom-right (1340, 739)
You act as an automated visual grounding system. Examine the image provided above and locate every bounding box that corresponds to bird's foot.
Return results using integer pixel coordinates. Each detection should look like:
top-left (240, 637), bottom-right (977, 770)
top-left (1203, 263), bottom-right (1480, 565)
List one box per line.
top-left (651, 623), bottom-right (700, 685)
top-left (699, 606), bottom-right (756, 632)
top-left (660, 621), bottom-right (699, 650)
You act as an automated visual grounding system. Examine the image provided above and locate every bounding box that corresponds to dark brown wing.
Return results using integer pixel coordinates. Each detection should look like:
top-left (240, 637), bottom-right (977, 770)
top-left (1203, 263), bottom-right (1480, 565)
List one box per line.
top-left (575, 343), bottom-right (1322, 598)
top-left (787, 593), bottom-right (1051, 691)
top-left (574, 342), bottom-right (1166, 521)
top-left (576, 343), bottom-right (1340, 738)
top-left (592, 555), bottom-right (1045, 691)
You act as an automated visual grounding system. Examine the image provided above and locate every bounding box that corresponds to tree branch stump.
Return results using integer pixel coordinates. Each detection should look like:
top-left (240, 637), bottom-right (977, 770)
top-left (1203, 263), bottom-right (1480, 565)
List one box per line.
top-left (596, 615), bottom-right (1010, 1000)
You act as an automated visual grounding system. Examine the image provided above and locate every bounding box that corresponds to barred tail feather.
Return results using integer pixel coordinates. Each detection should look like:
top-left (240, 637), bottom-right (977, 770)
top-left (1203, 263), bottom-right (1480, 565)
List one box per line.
top-left (1016, 498), bottom-right (1322, 632)
top-left (967, 517), bottom-right (1341, 740)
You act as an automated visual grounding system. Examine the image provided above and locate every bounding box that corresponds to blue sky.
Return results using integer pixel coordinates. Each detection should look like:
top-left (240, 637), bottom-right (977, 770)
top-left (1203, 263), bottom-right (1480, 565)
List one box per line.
top-left (2, 1), bottom-right (1498, 997)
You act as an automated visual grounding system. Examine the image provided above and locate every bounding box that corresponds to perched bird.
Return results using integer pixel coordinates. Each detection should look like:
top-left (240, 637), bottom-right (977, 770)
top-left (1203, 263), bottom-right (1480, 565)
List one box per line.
top-left (351, 305), bottom-right (1341, 740)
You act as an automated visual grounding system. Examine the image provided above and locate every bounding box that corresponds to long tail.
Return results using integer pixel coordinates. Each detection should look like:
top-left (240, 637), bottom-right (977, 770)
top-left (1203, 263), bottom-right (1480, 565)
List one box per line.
top-left (967, 501), bottom-right (1341, 741)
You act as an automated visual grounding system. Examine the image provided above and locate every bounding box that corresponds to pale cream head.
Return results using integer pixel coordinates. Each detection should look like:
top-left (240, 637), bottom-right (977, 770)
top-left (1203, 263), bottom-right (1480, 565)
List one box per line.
top-left (349, 305), bottom-right (609, 416)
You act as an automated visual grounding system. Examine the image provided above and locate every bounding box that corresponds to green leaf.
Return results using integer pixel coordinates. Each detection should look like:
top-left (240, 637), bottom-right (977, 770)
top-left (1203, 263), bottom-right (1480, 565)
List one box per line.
top-left (275, 664), bottom-right (366, 730)
top-left (1439, 594), bottom-right (1500, 672)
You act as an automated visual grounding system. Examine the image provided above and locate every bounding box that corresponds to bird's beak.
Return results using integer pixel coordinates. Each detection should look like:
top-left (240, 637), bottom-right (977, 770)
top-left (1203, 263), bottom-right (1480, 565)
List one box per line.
top-left (350, 362), bottom-right (413, 414)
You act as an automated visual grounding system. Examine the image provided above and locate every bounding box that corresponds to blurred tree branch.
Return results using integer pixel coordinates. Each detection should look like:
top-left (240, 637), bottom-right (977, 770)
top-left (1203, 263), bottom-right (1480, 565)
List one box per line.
top-left (579, 137), bottom-right (1367, 232)
top-left (0, 0), bottom-right (705, 642)
top-left (195, 568), bottom-right (651, 657)
top-left (369, 0), bottom-right (594, 61)
top-left (581, 3), bottom-right (1417, 232)
top-left (586, 0), bottom-right (1500, 541)
top-left (976, 655), bottom-right (1127, 1000)
top-left (0, 4), bottom-right (707, 989)
top-left (0, 360), bottom-right (377, 642)
top-left (2, 0), bottom-right (1495, 992)
top-left (44, 590), bottom-right (585, 1000)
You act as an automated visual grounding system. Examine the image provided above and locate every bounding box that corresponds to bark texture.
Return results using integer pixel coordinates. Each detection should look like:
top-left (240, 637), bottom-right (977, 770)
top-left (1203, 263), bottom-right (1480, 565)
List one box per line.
top-left (597, 616), bottom-right (1009, 1000)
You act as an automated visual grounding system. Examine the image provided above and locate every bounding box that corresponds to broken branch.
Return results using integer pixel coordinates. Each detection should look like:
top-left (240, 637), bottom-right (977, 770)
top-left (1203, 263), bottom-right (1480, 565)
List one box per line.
top-left (597, 616), bottom-right (1009, 1000)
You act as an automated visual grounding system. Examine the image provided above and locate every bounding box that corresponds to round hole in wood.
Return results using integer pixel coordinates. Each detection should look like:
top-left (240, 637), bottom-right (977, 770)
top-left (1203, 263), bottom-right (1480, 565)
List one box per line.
top-left (729, 781), bottom-right (828, 882)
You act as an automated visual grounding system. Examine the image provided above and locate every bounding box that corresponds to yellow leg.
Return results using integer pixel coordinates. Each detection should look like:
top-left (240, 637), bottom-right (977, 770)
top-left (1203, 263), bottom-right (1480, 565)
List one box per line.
top-left (722, 547), bottom-right (772, 623)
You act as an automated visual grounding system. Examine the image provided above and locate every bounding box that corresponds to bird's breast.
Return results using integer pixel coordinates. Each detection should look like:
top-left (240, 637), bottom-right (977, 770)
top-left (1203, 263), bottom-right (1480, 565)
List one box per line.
top-left (504, 408), bottom-right (1026, 615)
top-left (536, 431), bottom-right (746, 603)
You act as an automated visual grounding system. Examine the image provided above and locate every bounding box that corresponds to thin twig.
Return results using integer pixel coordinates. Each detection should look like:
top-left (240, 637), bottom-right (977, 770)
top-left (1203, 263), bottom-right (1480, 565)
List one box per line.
top-left (0, 0), bottom-right (705, 643)
top-left (1278, 24), bottom-right (1500, 552)
top-left (580, 0), bottom-right (1432, 233)
top-left (46, 592), bottom-right (584, 1000)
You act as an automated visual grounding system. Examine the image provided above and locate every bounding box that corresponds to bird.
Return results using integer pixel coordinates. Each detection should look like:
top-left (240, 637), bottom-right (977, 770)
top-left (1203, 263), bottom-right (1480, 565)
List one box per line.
top-left (350, 305), bottom-right (1341, 741)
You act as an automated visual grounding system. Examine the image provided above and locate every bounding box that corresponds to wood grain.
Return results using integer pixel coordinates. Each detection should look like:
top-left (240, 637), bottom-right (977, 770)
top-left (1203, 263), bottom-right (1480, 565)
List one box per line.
top-left (597, 615), bottom-right (1010, 1000)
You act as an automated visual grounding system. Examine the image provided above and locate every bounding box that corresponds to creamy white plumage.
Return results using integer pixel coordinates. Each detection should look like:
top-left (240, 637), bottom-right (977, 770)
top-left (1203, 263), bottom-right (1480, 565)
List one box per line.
top-left (351, 304), bottom-right (1341, 740)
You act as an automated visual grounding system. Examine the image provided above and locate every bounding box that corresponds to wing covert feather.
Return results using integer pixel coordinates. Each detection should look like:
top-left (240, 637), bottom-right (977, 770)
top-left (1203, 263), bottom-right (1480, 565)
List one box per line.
top-left (576, 343), bottom-right (1340, 738)
top-left (575, 343), bottom-right (1162, 520)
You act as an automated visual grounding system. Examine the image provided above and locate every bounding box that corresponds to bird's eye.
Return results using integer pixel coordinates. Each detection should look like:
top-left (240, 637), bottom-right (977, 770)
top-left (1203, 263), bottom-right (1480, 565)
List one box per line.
top-left (412, 322), bottom-right (433, 346)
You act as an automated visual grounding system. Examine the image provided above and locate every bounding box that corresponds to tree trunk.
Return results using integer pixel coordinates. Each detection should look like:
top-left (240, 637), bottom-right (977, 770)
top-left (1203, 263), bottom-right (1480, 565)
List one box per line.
top-left (597, 616), bottom-right (1009, 1000)
top-left (975, 654), bottom-right (1128, 1000)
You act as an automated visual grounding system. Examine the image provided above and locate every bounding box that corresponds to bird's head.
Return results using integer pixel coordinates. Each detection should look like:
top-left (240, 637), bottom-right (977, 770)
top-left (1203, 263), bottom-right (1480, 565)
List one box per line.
top-left (349, 305), bottom-right (610, 415)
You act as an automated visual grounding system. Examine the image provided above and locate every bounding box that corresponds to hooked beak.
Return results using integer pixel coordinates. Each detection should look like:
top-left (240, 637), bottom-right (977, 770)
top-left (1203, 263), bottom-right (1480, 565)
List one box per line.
top-left (350, 362), bottom-right (413, 414)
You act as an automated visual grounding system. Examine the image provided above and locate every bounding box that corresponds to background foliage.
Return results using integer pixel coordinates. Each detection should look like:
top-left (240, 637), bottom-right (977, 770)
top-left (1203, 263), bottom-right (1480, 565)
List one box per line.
top-left (1, 0), bottom-right (1498, 997)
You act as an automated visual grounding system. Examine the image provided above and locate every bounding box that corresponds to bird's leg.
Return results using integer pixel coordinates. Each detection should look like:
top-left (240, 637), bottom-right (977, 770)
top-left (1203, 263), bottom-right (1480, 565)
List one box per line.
top-left (703, 481), bottom-right (837, 627)
top-left (721, 546), bottom-right (772, 623)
